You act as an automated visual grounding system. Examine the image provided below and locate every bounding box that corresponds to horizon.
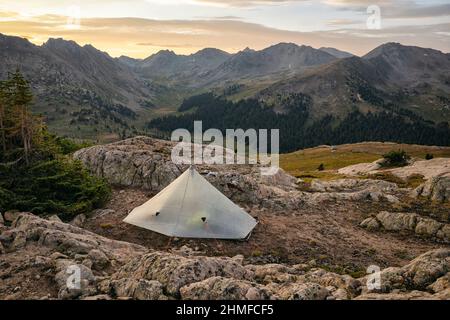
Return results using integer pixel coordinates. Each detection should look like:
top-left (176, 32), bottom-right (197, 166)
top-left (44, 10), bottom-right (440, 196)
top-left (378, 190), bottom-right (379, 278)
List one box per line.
top-left (1, 0), bottom-right (450, 58)
top-left (3, 32), bottom-right (450, 60)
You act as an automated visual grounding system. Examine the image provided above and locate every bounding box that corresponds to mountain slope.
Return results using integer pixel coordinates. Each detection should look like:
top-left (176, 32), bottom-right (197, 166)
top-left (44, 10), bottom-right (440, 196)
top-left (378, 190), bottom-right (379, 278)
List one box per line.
top-left (319, 47), bottom-right (354, 58)
top-left (256, 43), bottom-right (450, 122)
top-left (201, 43), bottom-right (337, 85)
top-left (42, 38), bottom-right (151, 107)
top-left (0, 34), bottom-right (156, 139)
top-left (136, 48), bottom-right (231, 82)
top-left (1, 34), bottom-right (449, 143)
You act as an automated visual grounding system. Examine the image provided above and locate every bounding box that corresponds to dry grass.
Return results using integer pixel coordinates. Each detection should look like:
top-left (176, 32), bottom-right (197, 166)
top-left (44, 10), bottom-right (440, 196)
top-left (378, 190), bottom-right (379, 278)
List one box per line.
top-left (280, 142), bottom-right (450, 179)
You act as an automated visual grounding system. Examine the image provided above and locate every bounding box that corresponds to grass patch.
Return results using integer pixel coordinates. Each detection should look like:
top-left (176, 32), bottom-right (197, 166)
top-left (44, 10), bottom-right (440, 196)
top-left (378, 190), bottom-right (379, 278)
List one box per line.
top-left (280, 147), bottom-right (380, 175)
top-left (363, 172), bottom-right (426, 189)
top-left (281, 142), bottom-right (450, 180)
top-left (365, 172), bottom-right (407, 187)
top-left (296, 171), bottom-right (347, 183)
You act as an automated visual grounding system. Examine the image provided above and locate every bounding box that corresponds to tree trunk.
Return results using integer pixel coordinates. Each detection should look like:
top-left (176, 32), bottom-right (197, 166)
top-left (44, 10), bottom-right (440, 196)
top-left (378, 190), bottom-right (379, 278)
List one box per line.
top-left (21, 106), bottom-right (29, 165)
top-left (0, 108), bottom-right (5, 153)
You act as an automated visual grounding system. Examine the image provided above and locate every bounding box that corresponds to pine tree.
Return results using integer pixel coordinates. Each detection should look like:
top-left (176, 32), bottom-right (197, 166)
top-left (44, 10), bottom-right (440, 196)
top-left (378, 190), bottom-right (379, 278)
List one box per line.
top-left (6, 69), bottom-right (37, 164)
top-left (0, 79), bottom-right (7, 153)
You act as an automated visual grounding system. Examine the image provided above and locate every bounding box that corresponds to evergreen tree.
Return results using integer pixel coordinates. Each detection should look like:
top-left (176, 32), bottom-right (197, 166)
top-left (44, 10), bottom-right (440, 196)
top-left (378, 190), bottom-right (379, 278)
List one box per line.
top-left (0, 70), bottom-right (110, 218)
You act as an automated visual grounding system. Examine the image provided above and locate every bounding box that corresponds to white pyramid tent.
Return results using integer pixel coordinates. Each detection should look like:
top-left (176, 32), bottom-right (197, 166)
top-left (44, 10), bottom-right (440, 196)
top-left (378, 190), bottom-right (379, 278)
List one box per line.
top-left (123, 167), bottom-right (257, 239)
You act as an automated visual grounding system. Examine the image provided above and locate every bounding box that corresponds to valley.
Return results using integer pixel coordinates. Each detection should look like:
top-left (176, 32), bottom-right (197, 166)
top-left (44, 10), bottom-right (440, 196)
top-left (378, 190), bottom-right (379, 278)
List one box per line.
top-left (1, 33), bottom-right (449, 147)
top-left (1, 31), bottom-right (449, 301)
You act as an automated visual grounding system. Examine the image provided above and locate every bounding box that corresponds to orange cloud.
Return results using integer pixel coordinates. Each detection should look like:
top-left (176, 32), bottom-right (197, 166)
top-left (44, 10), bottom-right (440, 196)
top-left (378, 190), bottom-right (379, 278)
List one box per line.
top-left (1, 12), bottom-right (449, 58)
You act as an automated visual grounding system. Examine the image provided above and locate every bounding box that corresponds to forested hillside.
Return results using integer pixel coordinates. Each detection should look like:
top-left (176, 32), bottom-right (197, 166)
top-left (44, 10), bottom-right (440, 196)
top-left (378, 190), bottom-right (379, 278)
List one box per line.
top-left (148, 93), bottom-right (450, 153)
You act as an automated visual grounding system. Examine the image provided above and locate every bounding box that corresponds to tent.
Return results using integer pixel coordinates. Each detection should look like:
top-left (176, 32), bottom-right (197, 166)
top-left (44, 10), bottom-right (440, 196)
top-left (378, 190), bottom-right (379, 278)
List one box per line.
top-left (123, 166), bottom-right (257, 239)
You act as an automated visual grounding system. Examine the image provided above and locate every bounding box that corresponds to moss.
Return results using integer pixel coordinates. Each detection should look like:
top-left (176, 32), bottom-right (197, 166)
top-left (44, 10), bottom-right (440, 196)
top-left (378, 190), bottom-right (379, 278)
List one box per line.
top-left (251, 250), bottom-right (262, 257)
top-left (100, 223), bottom-right (114, 230)
top-left (393, 249), bottom-right (410, 260)
top-left (405, 174), bottom-right (426, 189)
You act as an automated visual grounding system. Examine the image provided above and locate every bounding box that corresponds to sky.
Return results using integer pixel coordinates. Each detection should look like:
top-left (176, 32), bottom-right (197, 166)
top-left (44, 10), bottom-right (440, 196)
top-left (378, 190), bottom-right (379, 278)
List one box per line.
top-left (0, 0), bottom-right (449, 58)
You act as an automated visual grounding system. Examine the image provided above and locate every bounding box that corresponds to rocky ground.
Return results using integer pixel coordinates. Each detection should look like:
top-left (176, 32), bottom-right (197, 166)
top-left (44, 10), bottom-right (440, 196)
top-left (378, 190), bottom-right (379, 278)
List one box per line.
top-left (1, 136), bottom-right (449, 300)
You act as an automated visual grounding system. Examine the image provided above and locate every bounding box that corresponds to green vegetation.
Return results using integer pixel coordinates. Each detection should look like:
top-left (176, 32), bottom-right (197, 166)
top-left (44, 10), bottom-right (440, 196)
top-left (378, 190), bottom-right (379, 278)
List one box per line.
top-left (381, 150), bottom-right (410, 167)
top-left (148, 93), bottom-right (450, 153)
top-left (53, 136), bottom-right (93, 155)
top-left (425, 153), bottom-right (434, 160)
top-left (280, 142), bottom-right (450, 180)
top-left (0, 70), bottom-right (110, 219)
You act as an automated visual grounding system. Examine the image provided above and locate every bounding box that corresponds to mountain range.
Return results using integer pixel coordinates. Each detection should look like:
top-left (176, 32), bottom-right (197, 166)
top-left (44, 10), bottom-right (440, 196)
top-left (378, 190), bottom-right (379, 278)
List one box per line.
top-left (0, 33), bottom-right (449, 143)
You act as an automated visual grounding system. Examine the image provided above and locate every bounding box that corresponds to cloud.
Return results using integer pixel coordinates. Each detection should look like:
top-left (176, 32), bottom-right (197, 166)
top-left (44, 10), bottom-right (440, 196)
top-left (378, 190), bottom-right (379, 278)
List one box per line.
top-left (324, 0), bottom-right (450, 18)
top-left (0, 11), bottom-right (19, 18)
top-left (137, 42), bottom-right (199, 48)
top-left (143, 0), bottom-right (306, 7)
top-left (326, 18), bottom-right (361, 27)
top-left (386, 4), bottom-right (450, 18)
top-left (190, 0), bottom-right (306, 7)
top-left (1, 11), bottom-right (449, 58)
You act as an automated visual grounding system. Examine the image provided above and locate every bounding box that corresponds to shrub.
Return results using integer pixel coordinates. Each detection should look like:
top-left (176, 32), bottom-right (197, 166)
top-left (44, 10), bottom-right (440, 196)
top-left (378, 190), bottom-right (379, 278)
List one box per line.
top-left (381, 150), bottom-right (410, 167)
top-left (54, 136), bottom-right (93, 155)
top-left (425, 153), bottom-right (434, 160)
top-left (317, 163), bottom-right (325, 171)
top-left (0, 70), bottom-right (110, 219)
top-left (0, 158), bottom-right (110, 220)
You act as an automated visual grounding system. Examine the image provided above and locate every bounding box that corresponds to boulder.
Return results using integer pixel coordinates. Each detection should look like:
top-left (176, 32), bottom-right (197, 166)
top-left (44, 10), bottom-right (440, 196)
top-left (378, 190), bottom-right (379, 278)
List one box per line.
top-left (415, 218), bottom-right (443, 237)
top-left (54, 263), bottom-right (96, 299)
top-left (427, 273), bottom-right (450, 293)
top-left (11, 231), bottom-right (27, 250)
top-left (405, 249), bottom-right (450, 289)
top-left (50, 252), bottom-right (69, 260)
top-left (4, 211), bottom-right (20, 223)
top-left (73, 137), bottom-right (183, 191)
top-left (272, 282), bottom-right (329, 300)
top-left (48, 215), bottom-right (63, 223)
top-left (91, 209), bottom-right (115, 220)
top-left (385, 158), bottom-right (450, 181)
top-left (73, 137), bottom-right (304, 209)
top-left (360, 217), bottom-right (381, 231)
top-left (337, 159), bottom-right (383, 176)
top-left (304, 179), bottom-right (401, 204)
top-left (413, 175), bottom-right (450, 203)
top-left (34, 256), bottom-right (52, 267)
top-left (6, 213), bottom-right (146, 262)
top-left (88, 249), bottom-right (110, 270)
top-left (110, 279), bottom-right (167, 300)
top-left (110, 251), bottom-right (254, 296)
top-left (245, 264), bottom-right (296, 281)
top-left (360, 248), bottom-right (450, 293)
top-left (360, 211), bottom-right (449, 242)
top-left (331, 288), bottom-right (349, 300)
top-left (70, 214), bottom-right (86, 228)
top-left (437, 225), bottom-right (450, 241)
top-left (82, 294), bottom-right (112, 300)
top-left (355, 291), bottom-right (433, 300)
top-left (259, 168), bottom-right (296, 188)
top-left (376, 211), bottom-right (418, 232)
top-left (180, 277), bottom-right (273, 300)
